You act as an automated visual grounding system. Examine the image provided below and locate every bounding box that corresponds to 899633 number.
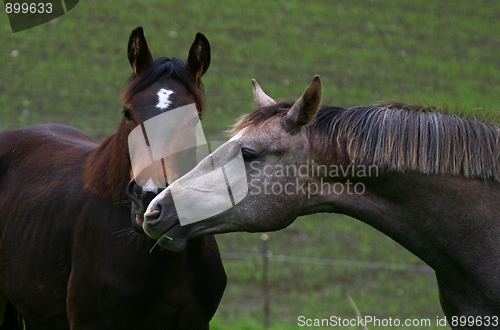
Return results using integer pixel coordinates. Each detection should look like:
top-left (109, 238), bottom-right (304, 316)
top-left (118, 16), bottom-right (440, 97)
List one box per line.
top-left (5, 2), bottom-right (53, 14)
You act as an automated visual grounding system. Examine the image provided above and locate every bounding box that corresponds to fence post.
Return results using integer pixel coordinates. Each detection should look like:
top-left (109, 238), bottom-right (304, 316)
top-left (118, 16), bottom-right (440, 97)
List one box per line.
top-left (261, 233), bottom-right (271, 329)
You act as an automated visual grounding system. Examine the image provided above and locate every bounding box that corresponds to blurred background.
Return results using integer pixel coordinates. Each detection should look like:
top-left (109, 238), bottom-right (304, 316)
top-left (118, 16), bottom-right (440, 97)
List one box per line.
top-left (1, 1), bottom-right (499, 329)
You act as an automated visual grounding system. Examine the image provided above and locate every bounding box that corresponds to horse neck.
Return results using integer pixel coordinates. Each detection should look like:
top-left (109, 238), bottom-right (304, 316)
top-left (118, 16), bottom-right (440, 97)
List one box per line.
top-left (319, 173), bottom-right (500, 275)
top-left (84, 129), bottom-right (130, 202)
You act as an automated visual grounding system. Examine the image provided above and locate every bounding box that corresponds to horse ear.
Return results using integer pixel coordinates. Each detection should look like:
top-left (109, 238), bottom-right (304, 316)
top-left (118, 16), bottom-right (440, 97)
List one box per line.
top-left (283, 75), bottom-right (322, 131)
top-left (252, 79), bottom-right (276, 107)
top-left (187, 33), bottom-right (211, 82)
top-left (128, 27), bottom-right (154, 74)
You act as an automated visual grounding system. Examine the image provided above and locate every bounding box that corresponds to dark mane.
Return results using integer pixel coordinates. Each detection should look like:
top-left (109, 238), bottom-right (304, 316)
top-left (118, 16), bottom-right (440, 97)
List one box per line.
top-left (121, 57), bottom-right (206, 113)
top-left (309, 102), bottom-right (500, 182)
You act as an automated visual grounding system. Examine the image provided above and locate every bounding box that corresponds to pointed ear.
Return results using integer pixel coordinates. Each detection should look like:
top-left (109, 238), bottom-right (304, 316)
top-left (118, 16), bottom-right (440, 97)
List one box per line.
top-left (127, 27), bottom-right (154, 74)
top-left (252, 79), bottom-right (276, 107)
top-left (187, 33), bottom-right (211, 82)
top-left (282, 75), bottom-right (322, 131)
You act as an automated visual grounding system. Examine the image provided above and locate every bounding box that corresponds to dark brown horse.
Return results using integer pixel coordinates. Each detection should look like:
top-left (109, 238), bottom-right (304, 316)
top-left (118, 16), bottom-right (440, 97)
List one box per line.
top-left (144, 77), bottom-right (500, 328)
top-left (0, 27), bottom-right (225, 329)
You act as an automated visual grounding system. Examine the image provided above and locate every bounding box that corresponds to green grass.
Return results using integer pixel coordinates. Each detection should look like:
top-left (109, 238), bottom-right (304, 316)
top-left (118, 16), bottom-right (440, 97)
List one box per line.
top-left (2, 1), bottom-right (500, 328)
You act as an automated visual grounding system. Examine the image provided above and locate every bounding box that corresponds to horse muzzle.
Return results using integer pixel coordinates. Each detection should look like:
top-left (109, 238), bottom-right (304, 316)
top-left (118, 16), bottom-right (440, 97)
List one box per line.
top-left (126, 179), bottom-right (164, 235)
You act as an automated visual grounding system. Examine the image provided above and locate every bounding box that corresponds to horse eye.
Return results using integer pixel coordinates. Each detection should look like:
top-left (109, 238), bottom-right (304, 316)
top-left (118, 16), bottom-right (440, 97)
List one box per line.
top-left (122, 108), bottom-right (133, 121)
top-left (241, 147), bottom-right (257, 161)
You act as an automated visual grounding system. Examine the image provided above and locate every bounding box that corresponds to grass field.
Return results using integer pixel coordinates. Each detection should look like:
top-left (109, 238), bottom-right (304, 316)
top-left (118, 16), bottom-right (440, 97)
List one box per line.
top-left (2, 1), bottom-right (500, 329)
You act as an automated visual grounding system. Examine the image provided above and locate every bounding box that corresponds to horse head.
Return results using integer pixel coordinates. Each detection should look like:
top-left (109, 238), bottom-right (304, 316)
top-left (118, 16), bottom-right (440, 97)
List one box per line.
top-left (141, 76), bottom-right (326, 251)
top-left (121, 27), bottom-right (211, 235)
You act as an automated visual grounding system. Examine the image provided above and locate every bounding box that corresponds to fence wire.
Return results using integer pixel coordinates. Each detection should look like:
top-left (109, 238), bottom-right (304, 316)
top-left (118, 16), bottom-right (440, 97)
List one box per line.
top-left (220, 251), bottom-right (434, 273)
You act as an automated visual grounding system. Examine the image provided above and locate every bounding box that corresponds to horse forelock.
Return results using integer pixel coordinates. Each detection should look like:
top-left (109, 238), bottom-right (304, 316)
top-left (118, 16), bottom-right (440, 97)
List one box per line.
top-left (227, 101), bottom-right (345, 137)
top-left (308, 102), bottom-right (500, 182)
top-left (227, 101), bottom-right (294, 136)
top-left (121, 57), bottom-right (206, 114)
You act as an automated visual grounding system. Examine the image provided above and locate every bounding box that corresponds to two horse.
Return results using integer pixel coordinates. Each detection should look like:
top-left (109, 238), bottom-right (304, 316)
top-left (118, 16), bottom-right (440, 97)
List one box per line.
top-left (144, 76), bottom-right (500, 327)
top-left (0, 27), bottom-right (225, 329)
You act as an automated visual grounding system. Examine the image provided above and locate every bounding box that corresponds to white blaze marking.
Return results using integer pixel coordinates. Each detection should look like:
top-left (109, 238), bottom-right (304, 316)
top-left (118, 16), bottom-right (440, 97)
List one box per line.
top-left (143, 178), bottom-right (158, 193)
top-left (156, 89), bottom-right (174, 110)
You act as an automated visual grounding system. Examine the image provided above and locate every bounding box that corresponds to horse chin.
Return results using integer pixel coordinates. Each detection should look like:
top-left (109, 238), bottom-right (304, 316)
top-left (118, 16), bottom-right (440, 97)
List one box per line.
top-left (149, 221), bottom-right (192, 252)
top-left (155, 234), bottom-right (188, 252)
top-left (155, 223), bottom-right (222, 252)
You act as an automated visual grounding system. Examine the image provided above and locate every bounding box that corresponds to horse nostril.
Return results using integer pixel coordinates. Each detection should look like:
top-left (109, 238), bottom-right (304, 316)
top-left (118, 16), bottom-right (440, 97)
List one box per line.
top-left (145, 204), bottom-right (162, 219)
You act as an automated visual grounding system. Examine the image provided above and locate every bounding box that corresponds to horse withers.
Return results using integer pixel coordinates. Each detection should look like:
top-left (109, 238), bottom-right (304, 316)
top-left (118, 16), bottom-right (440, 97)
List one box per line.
top-left (0, 27), bottom-right (226, 329)
top-left (144, 76), bottom-right (500, 328)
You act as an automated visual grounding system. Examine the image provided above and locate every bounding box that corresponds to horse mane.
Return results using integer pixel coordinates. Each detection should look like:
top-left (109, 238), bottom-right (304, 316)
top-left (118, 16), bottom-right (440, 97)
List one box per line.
top-left (231, 100), bottom-right (500, 182)
top-left (309, 101), bottom-right (500, 182)
top-left (121, 57), bottom-right (206, 114)
top-left (229, 100), bottom-right (346, 135)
